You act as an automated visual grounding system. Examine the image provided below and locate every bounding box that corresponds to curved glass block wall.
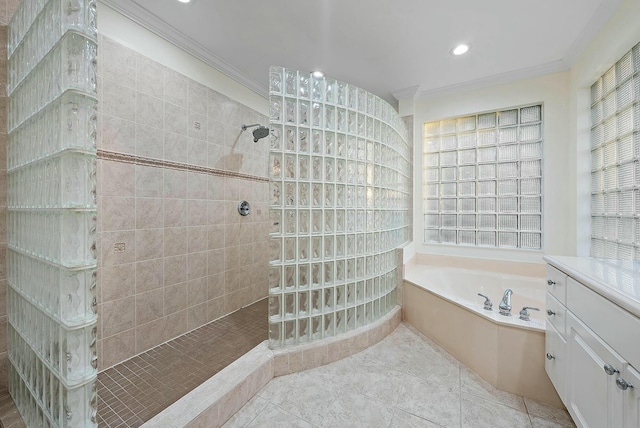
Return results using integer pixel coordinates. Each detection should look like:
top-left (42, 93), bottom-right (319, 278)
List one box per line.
top-left (268, 67), bottom-right (411, 348)
top-left (7, 0), bottom-right (98, 426)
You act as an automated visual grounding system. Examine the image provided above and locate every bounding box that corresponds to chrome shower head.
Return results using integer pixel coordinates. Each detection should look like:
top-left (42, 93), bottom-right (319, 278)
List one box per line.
top-left (241, 123), bottom-right (270, 142)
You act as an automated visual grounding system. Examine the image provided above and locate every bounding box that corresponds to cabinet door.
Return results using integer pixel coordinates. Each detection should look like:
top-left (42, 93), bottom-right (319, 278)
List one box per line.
top-left (567, 313), bottom-right (625, 428)
top-left (546, 320), bottom-right (566, 400)
top-left (623, 365), bottom-right (640, 428)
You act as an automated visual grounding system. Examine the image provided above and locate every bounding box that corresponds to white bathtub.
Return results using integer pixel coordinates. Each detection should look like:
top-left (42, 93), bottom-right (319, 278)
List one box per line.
top-left (402, 261), bottom-right (562, 406)
top-left (404, 264), bottom-right (546, 331)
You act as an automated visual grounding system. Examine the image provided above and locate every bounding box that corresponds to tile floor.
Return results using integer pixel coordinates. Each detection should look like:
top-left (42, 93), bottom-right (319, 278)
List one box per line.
top-left (224, 323), bottom-right (576, 428)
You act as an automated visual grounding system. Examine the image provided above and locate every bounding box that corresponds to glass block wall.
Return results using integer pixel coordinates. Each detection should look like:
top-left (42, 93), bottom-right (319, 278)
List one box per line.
top-left (268, 67), bottom-right (411, 348)
top-left (6, 0), bottom-right (98, 426)
top-left (590, 42), bottom-right (640, 259)
top-left (423, 105), bottom-right (543, 249)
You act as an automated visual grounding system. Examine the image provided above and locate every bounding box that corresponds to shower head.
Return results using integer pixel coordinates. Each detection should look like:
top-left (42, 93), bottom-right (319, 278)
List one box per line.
top-left (241, 123), bottom-right (270, 142)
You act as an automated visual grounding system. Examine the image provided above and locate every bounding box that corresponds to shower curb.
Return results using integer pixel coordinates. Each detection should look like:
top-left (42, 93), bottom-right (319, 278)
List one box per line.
top-left (141, 305), bottom-right (402, 428)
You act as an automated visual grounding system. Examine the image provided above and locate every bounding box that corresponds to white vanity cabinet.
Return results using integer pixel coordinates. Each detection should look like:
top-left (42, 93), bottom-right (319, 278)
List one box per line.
top-left (544, 258), bottom-right (640, 428)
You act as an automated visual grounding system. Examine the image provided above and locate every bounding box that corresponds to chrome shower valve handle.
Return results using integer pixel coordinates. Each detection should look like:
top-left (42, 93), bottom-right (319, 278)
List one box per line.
top-left (477, 293), bottom-right (493, 311)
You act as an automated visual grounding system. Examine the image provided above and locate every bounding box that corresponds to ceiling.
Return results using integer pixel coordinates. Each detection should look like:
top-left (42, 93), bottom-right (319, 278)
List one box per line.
top-left (102, 0), bottom-right (619, 105)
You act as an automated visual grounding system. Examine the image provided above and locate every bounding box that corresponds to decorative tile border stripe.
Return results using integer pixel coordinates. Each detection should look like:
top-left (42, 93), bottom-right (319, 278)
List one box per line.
top-left (97, 150), bottom-right (269, 183)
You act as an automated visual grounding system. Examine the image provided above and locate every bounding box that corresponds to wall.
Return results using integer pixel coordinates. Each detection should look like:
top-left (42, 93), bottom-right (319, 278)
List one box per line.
top-left (408, 72), bottom-right (572, 263)
top-left (569, 0), bottom-right (640, 256)
top-left (96, 7), bottom-right (270, 369)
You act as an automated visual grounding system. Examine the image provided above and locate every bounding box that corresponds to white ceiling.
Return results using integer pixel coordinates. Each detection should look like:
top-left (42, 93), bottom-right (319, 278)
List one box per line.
top-left (102, 0), bottom-right (619, 105)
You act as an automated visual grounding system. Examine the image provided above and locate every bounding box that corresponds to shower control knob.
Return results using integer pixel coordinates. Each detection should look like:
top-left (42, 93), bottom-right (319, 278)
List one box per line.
top-left (603, 364), bottom-right (619, 376)
top-left (546, 310), bottom-right (556, 316)
top-left (546, 353), bottom-right (555, 360)
top-left (238, 201), bottom-right (251, 216)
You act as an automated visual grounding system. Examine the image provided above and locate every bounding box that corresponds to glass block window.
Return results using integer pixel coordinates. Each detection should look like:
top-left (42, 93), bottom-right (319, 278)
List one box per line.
top-left (423, 105), bottom-right (543, 249)
top-left (590, 42), bottom-right (640, 259)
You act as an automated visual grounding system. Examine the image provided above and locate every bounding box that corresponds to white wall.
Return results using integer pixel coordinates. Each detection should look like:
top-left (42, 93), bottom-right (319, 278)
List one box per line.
top-left (97, 3), bottom-right (269, 115)
top-left (569, 0), bottom-right (640, 256)
top-left (409, 72), bottom-right (572, 263)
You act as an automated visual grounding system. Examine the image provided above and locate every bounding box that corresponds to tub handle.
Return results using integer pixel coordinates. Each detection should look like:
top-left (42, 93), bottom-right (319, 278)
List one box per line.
top-left (519, 306), bottom-right (539, 321)
top-left (477, 293), bottom-right (493, 311)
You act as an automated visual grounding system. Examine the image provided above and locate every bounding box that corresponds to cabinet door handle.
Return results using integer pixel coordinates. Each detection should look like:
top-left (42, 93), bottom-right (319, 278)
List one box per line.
top-left (547, 279), bottom-right (556, 286)
top-left (616, 377), bottom-right (634, 391)
top-left (546, 353), bottom-right (555, 360)
top-left (603, 364), bottom-right (619, 376)
top-left (546, 310), bottom-right (556, 316)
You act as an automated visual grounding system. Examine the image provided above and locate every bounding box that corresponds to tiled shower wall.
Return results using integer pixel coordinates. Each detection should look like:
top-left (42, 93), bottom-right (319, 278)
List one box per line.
top-left (0, 0), bottom-right (20, 394)
top-left (96, 35), bottom-right (270, 370)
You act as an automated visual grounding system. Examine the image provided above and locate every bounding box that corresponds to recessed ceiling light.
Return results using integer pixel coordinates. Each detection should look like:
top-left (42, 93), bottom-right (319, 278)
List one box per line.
top-left (177, 0), bottom-right (191, 3)
top-left (312, 70), bottom-right (324, 78)
top-left (451, 44), bottom-right (470, 56)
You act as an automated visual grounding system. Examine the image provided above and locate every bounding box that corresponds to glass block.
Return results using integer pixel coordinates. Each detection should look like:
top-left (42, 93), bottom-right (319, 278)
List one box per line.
top-left (424, 229), bottom-right (440, 243)
top-left (441, 230), bottom-right (457, 244)
top-left (498, 214), bottom-right (518, 230)
top-left (440, 151), bottom-right (457, 167)
top-left (440, 198), bottom-right (457, 212)
top-left (498, 162), bottom-right (518, 178)
top-left (441, 167), bottom-right (457, 181)
top-left (498, 109), bottom-right (518, 126)
top-left (522, 160), bottom-right (541, 177)
top-left (424, 122), bottom-right (440, 137)
top-left (441, 119), bottom-right (456, 134)
top-left (477, 231), bottom-right (496, 246)
top-left (498, 231), bottom-right (518, 248)
top-left (298, 73), bottom-right (310, 99)
top-left (478, 164), bottom-right (496, 179)
top-left (425, 214), bottom-right (439, 228)
top-left (424, 198), bottom-right (439, 212)
top-left (458, 214), bottom-right (476, 229)
top-left (458, 116), bottom-right (476, 132)
top-left (440, 183), bottom-right (457, 197)
top-left (478, 113), bottom-right (496, 129)
top-left (441, 214), bottom-right (457, 228)
top-left (498, 144), bottom-right (518, 161)
top-left (478, 197), bottom-right (496, 212)
top-left (520, 105), bottom-right (541, 123)
top-left (458, 149), bottom-right (476, 165)
top-left (521, 178), bottom-right (541, 195)
top-left (458, 132), bottom-right (477, 149)
top-left (498, 197), bottom-right (518, 212)
top-left (499, 126), bottom-right (518, 144)
top-left (478, 214), bottom-right (496, 229)
top-left (285, 98), bottom-right (297, 124)
top-left (477, 180), bottom-right (496, 196)
top-left (478, 147), bottom-right (497, 162)
top-left (498, 180), bottom-right (518, 195)
top-left (520, 142), bottom-right (542, 159)
top-left (458, 181), bottom-right (475, 196)
top-left (520, 233), bottom-right (541, 249)
top-left (285, 69), bottom-right (297, 96)
top-left (520, 215), bottom-right (542, 231)
top-left (521, 197), bottom-right (542, 213)
top-left (459, 198), bottom-right (476, 212)
top-left (440, 135), bottom-right (457, 151)
top-left (478, 129), bottom-right (496, 146)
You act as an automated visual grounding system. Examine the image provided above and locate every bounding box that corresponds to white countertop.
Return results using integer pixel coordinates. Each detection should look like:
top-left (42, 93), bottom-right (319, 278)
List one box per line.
top-left (543, 256), bottom-right (640, 318)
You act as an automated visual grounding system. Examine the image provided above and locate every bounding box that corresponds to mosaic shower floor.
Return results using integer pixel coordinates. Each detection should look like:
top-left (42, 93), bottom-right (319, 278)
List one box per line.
top-left (96, 298), bottom-right (268, 427)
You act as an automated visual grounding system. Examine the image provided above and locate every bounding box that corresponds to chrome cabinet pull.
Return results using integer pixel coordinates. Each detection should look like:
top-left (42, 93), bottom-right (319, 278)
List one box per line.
top-left (546, 309), bottom-right (556, 316)
top-left (616, 377), bottom-right (634, 391)
top-left (547, 279), bottom-right (556, 286)
top-left (546, 353), bottom-right (555, 360)
top-left (603, 364), bottom-right (619, 376)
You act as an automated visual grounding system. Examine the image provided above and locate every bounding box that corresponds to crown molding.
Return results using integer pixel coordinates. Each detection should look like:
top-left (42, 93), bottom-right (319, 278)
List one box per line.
top-left (99, 0), bottom-right (268, 98)
top-left (414, 59), bottom-right (569, 101)
top-left (391, 85), bottom-right (420, 101)
top-left (562, 0), bottom-right (623, 67)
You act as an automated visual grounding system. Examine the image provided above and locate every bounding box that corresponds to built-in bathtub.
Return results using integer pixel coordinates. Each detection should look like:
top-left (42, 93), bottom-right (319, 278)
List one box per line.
top-left (403, 260), bottom-right (563, 407)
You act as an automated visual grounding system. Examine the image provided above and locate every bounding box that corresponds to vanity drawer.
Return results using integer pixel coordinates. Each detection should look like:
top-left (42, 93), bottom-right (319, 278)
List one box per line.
top-left (567, 276), bottom-right (640, 370)
top-left (546, 265), bottom-right (567, 305)
top-left (546, 292), bottom-right (567, 339)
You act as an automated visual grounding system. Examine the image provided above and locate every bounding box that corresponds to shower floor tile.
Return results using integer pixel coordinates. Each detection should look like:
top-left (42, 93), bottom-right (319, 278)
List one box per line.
top-left (97, 298), bottom-right (267, 428)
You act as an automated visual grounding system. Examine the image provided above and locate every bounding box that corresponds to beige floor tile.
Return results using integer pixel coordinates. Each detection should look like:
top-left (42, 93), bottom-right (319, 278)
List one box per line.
top-left (460, 365), bottom-right (527, 412)
top-left (461, 393), bottom-right (533, 428)
top-left (389, 409), bottom-right (445, 427)
top-left (524, 398), bottom-right (575, 427)
top-left (222, 395), bottom-right (268, 428)
top-left (530, 415), bottom-right (577, 428)
top-left (317, 390), bottom-right (395, 428)
top-left (396, 373), bottom-right (461, 428)
top-left (245, 404), bottom-right (313, 428)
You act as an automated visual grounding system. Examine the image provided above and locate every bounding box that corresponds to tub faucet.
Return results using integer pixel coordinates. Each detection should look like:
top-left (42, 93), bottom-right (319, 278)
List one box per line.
top-left (499, 289), bottom-right (513, 316)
